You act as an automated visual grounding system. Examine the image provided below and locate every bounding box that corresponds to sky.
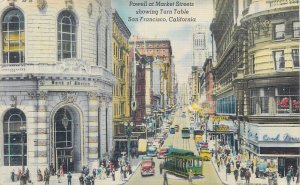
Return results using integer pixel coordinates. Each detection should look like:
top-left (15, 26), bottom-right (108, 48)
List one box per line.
top-left (111, 0), bottom-right (214, 83)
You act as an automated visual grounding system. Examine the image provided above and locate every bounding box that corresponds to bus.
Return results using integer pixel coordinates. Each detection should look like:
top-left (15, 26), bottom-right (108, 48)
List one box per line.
top-left (164, 147), bottom-right (203, 177)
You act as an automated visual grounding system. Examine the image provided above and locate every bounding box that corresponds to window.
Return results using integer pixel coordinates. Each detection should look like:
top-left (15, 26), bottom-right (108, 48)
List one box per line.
top-left (3, 108), bottom-right (27, 166)
top-left (96, 21), bottom-right (100, 66)
top-left (105, 26), bottom-right (108, 68)
top-left (250, 89), bottom-right (259, 115)
top-left (273, 23), bottom-right (285, 40)
top-left (216, 95), bottom-right (236, 114)
top-left (292, 49), bottom-right (299, 68)
top-left (250, 54), bottom-right (255, 74)
top-left (293, 21), bottom-right (300, 38)
top-left (2, 9), bottom-right (25, 64)
top-left (57, 11), bottom-right (77, 60)
top-left (273, 50), bottom-right (285, 70)
top-left (276, 87), bottom-right (300, 114)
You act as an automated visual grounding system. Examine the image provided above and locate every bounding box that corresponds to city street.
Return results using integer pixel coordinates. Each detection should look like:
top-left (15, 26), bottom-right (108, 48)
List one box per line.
top-left (127, 109), bottom-right (222, 185)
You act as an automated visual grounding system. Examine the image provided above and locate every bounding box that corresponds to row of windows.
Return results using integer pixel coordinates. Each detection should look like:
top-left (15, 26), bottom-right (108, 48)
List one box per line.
top-left (249, 49), bottom-right (299, 74)
top-left (273, 22), bottom-right (300, 40)
top-left (3, 8), bottom-right (108, 68)
top-left (216, 95), bottom-right (236, 115)
top-left (250, 87), bottom-right (300, 114)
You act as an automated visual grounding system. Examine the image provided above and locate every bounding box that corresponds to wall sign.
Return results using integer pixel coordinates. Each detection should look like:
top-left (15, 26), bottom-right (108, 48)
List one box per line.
top-left (261, 133), bottom-right (300, 142)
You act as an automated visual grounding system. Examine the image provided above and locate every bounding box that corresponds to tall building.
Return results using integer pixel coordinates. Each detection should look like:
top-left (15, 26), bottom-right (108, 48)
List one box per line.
top-left (193, 24), bottom-right (211, 68)
top-left (240, 0), bottom-right (300, 174)
top-left (133, 38), bottom-right (174, 111)
top-left (211, 0), bottom-right (300, 174)
top-left (0, 0), bottom-right (114, 177)
top-left (112, 10), bottom-right (131, 135)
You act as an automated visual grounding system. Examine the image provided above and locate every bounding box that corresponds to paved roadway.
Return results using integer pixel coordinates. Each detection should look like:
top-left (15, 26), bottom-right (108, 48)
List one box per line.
top-left (127, 108), bottom-right (222, 185)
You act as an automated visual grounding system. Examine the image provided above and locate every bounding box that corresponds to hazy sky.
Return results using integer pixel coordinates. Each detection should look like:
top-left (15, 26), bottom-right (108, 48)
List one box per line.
top-left (112, 0), bottom-right (214, 83)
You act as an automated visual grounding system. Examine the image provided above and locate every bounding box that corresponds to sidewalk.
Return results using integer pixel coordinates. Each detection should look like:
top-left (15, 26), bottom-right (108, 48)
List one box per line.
top-left (208, 140), bottom-right (299, 185)
top-left (2, 156), bottom-right (142, 185)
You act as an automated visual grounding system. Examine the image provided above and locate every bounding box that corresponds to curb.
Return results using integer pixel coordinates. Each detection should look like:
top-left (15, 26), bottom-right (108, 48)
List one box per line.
top-left (211, 160), bottom-right (229, 185)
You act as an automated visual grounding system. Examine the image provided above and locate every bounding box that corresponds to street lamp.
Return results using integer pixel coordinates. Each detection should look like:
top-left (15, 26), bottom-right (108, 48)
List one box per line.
top-left (144, 116), bottom-right (151, 139)
top-left (205, 114), bottom-right (209, 142)
top-left (20, 125), bottom-right (26, 172)
top-left (153, 111), bottom-right (158, 138)
top-left (124, 122), bottom-right (134, 163)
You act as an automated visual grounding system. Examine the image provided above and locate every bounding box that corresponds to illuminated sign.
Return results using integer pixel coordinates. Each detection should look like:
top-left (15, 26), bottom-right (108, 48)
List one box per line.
top-left (210, 116), bottom-right (229, 122)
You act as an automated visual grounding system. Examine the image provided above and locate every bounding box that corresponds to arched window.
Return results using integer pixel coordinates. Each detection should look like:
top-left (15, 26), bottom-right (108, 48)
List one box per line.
top-left (2, 9), bottom-right (25, 64)
top-left (57, 11), bottom-right (77, 60)
top-left (3, 108), bottom-right (27, 166)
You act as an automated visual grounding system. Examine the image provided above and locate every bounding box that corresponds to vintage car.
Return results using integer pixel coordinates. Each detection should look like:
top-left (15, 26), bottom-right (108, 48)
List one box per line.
top-left (141, 157), bottom-right (155, 176)
top-left (199, 148), bottom-right (211, 161)
top-left (157, 147), bottom-right (169, 159)
top-left (147, 145), bottom-right (158, 157)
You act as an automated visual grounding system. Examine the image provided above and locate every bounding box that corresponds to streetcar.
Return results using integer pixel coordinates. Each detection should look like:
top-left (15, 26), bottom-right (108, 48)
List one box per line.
top-left (181, 127), bottom-right (191, 139)
top-left (164, 147), bottom-right (203, 177)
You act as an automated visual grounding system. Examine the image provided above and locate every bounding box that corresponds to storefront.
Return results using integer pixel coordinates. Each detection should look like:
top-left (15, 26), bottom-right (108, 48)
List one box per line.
top-left (245, 123), bottom-right (300, 176)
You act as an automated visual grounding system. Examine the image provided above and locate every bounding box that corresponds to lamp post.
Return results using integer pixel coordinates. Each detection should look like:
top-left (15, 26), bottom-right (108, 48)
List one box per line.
top-left (213, 118), bottom-right (220, 159)
top-left (205, 114), bottom-right (209, 142)
top-left (144, 116), bottom-right (150, 139)
top-left (20, 125), bottom-right (26, 172)
top-left (153, 110), bottom-right (158, 138)
top-left (124, 122), bottom-right (134, 163)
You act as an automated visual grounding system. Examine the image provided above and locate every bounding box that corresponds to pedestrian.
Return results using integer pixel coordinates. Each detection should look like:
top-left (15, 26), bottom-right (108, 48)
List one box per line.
top-left (67, 172), bottom-right (72, 185)
top-left (255, 166), bottom-right (259, 178)
top-left (296, 167), bottom-right (299, 184)
top-left (250, 160), bottom-right (254, 174)
top-left (122, 165), bottom-right (127, 179)
top-left (287, 169), bottom-right (292, 185)
top-left (234, 168), bottom-right (239, 181)
top-left (11, 169), bottom-right (15, 182)
top-left (102, 166), bottom-right (106, 179)
top-left (85, 175), bottom-right (91, 185)
top-left (127, 164), bottom-right (132, 175)
top-left (216, 158), bottom-right (220, 172)
top-left (188, 169), bottom-right (194, 185)
top-left (56, 169), bottom-right (61, 183)
top-left (163, 171), bottom-right (168, 185)
top-left (92, 168), bottom-right (96, 178)
top-left (50, 163), bottom-right (55, 176)
top-left (90, 175), bottom-right (95, 185)
top-left (226, 162), bottom-right (231, 174)
top-left (159, 162), bottom-right (163, 174)
top-left (236, 160), bottom-right (240, 169)
top-left (291, 166), bottom-right (295, 182)
top-left (111, 168), bottom-right (115, 181)
top-left (60, 165), bottom-right (64, 177)
top-left (17, 168), bottom-right (21, 181)
top-left (25, 168), bottom-right (30, 183)
top-left (97, 166), bottom-right (102, 179)
top-left (44, 168), bottom-right (50, 185)
top-left (79, 174), bottom-right (84, 185)
top-left (245, 168), bottom-right (251, 184)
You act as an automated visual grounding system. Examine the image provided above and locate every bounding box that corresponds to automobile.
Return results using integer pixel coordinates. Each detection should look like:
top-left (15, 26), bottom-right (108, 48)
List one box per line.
top-left (141, 157), bottom-right (155, 176)
top-left (199, 148), bottom-right (211, 161)
top-left (169, 127), bottom-right (175, 134)
top-left (174, 124), bottom-right (180, 132)
top-left (157, 147), bottom-right (169, 159)
top-left (147, 145), bottom-right (158, 157)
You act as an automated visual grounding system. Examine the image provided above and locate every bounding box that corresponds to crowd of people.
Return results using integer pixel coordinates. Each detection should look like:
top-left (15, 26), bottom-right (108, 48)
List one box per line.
top-left (214, 145), bottom-right (300, 185)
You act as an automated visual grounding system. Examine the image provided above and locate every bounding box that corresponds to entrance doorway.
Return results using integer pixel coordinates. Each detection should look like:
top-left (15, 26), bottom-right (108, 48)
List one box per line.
top-left (52, 106), bottom-right (82, 172)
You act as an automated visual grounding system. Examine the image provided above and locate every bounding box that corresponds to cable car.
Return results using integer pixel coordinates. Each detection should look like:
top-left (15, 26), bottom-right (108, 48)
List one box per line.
top-left (181, 127), bottom-right (190, 139)
top-left (164, 147), bottom-right (203, 177)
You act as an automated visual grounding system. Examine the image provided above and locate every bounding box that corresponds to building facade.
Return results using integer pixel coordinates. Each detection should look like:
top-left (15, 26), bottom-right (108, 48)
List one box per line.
top-left (133, 38), bottom-right (174, 110)
top-left (241, 0), bottom-right (300, 175)
top-left (112, 10), bottom-right (131, 135)
top-left (0, 0), bottom-right (114, 177)
top-left (211, 0), bottom-right (300, 175)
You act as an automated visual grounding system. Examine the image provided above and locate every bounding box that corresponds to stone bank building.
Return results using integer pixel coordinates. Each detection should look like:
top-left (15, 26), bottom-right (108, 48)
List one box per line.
top-left (0, 0), bottom-right (115, 175)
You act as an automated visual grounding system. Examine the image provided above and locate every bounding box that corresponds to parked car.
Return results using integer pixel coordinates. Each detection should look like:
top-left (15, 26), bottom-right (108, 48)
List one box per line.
top-left (157, 147), bottom-right (169, 159)
top-left (141, 157), bottom-right (155, 176)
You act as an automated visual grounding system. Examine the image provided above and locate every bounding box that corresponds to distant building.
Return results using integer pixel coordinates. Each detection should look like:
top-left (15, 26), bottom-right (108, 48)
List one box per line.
top-left (112, 10), bottom-right (131, 135)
